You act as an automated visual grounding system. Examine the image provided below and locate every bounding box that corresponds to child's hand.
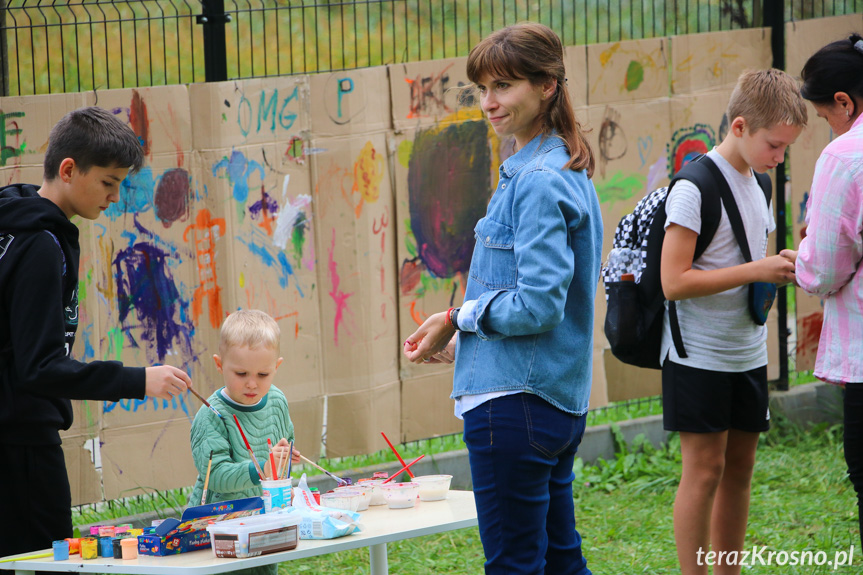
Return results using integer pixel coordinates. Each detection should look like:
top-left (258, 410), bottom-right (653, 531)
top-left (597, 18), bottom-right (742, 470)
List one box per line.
top-left (779, 248), bottom-right (798, 264)
top-left (754, 254), bottom-right (796, 284)
top-left (144, 365), bottom-right (192, 400)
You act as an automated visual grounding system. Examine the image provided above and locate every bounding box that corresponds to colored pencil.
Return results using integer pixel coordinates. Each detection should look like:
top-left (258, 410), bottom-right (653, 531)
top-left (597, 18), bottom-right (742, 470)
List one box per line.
top-left (381, 431), bottom-right (415, 478)
top-left (201, 450), bottom-right (213, 505)
top-left (299, 453), bottom-right (347, 485)
top-left (382, 454), bottom-right (425, 484)
top-left (188, 387), bottom-right (224, 419)
top-left (232, 414), bottom-right (266, 480)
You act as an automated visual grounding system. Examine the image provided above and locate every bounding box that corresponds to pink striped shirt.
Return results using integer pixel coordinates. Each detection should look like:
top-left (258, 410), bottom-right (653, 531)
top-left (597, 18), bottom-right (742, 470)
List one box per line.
top-left (796, 113), bottom-right (863, 384)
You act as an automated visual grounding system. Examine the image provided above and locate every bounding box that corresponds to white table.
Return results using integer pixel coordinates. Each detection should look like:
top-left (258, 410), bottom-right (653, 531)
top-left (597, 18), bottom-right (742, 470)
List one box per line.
top-left (0, 490), bottom-right (477, 575)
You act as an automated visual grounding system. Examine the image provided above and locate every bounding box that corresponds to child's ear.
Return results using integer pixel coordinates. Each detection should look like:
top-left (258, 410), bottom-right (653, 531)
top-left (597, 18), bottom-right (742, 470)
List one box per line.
top-left (58, 158), bottom-right (76, 183)
top-left (730, 116), bottom-right (747, 137)
top-left (213, 354), bottom-right (222, 372)
top-left (276, 357), bottom-right (284, 369)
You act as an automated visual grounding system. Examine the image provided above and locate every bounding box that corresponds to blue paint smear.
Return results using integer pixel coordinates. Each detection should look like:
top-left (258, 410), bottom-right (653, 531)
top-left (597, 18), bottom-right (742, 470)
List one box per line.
top-left (238, 230), bottom-right (304, 297)
top-left (103, 392), bottom-right (193, 419)
top-left (105, 167), bottom-right (155, 220)
top-left (212, 150), bottom-right (266, 204)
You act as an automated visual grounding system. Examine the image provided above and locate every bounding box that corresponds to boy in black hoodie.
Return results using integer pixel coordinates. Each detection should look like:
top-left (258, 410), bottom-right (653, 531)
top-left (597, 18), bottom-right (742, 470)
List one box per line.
top-left (0, 107), bottom-right (193, 558)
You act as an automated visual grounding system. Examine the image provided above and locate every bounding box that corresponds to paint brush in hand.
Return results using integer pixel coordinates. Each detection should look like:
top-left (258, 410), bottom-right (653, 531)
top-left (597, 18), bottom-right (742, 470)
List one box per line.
top-left (299, 453), bottom-right (348, 486)
top-left (188, 387), bottom-right (224, 420)
top-left (201, 450), bottom-right (213, 505)
top-left (232, 414), bottom-right (266, 481)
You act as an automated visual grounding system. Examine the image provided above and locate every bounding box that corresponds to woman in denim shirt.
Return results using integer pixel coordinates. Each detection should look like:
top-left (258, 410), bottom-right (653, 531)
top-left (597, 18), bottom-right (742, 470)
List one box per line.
top-left (404, 22), bottom-right (602, 575)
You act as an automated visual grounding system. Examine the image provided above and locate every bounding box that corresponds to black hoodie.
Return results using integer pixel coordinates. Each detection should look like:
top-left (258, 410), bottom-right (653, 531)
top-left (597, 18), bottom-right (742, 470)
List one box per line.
top-left (0, 184), bottom-right (145, 446)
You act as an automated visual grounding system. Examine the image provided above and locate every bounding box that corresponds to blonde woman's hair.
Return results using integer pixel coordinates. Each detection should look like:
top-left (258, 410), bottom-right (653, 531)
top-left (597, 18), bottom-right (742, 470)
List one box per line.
top-left (219, 309), bottom-right (280, 355)
top-left (466, 22), bottom-right (594, 176)
top-left (727, 68), bottom-right (808, 132)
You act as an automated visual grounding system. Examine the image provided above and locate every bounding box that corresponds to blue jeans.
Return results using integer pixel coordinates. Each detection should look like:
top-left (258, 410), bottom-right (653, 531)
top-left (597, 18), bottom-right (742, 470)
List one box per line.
top-left (463, 393), bottom-right (591, 575)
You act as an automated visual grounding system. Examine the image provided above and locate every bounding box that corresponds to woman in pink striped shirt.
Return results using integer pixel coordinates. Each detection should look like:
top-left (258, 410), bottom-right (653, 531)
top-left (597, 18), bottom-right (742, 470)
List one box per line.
top-left (782, 33), bottom-right (863, 548)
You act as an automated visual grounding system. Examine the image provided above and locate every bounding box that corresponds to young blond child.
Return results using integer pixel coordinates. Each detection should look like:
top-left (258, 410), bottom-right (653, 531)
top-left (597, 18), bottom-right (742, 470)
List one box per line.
top-left (659, 69), bottom-right (805, 575)
top-left (188, 310), bottom-right (301, 522)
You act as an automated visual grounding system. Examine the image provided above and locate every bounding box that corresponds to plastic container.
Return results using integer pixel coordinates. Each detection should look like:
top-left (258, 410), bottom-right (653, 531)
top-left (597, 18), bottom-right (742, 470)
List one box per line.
top-left (206, 512), bottom-right (301, 558)
top-left (261, 478), bottom-right (293, 512)
top-left (357, 479), bottom-right (387, 506)
top-left (320, 489), bottom-right (363, 512)
top-left (112, 538), bottom-right (123, 559)
top-left (380, 482), bottom-right (420, 509)
top-left (120, 538), bottom-right (138, 560)
top-left (65, 538), bottom-right (80, 554)
top-left (99, 536), bottom-right (114, 557)
top-left (52, 540), bottom-right (69, 561)
top-left (413, 474), bottom-right (453, 501)
top-left (334, 484), bottom-right (371, 511)
top-left (80, 537), bottom-right (98, 560)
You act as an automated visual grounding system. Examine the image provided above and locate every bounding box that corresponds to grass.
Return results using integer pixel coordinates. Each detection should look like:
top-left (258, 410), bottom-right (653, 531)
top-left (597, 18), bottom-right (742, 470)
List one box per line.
top-left (279, 414), bottom-right (856, 574)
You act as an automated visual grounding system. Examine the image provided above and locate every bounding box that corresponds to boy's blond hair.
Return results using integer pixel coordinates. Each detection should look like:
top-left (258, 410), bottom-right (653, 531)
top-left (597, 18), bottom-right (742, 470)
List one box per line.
top-left (726, 68), bottom-right (808, 132)
top-left (219, 309), bottom-right (280, 355)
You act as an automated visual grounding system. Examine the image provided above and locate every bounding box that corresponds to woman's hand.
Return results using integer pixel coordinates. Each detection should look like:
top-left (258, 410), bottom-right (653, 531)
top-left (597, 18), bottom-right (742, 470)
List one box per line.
top-left (403, 311), bottom-right (457, 364)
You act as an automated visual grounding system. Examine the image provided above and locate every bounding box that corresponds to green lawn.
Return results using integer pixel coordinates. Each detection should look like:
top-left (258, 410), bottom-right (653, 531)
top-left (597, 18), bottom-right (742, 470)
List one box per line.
top-left (282, 418), bottom-right (856, 574)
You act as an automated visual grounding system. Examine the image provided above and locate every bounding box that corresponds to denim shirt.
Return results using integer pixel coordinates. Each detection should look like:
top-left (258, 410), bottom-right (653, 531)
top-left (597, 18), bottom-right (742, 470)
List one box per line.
top-left (452, 133), bottom-right (603, 415)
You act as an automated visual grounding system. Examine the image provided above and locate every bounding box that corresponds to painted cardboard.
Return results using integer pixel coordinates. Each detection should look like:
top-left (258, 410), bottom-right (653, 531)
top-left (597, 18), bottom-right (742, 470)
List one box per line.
top-left (389, 56), bottom-right (473, 131)
top-left (564, 45), bottom-right (589, 108)
top-left (587, 37), bottom-right (669, 105)
top-left (670, 28), bottom-right (772, 94)
top-left (307, 132), bottom-right (399, 456)
top-left (309, 66), bottom-right (392, 137)
top-left (61, 434), bottom-right (103, 506)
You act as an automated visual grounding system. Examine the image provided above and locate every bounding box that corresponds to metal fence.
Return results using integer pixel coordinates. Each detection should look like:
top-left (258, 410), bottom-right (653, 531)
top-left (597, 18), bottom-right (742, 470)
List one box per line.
top-left (3, 0), bottom-right (859, 97)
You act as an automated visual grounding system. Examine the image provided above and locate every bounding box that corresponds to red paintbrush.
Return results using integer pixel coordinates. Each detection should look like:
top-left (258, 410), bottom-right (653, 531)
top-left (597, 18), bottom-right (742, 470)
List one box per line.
top-left (233, 414), bottom-right (266, 480)
top-left (382, 454), bottom-right (425, 484)
top-left (381, 431), bottom-right (415, 478)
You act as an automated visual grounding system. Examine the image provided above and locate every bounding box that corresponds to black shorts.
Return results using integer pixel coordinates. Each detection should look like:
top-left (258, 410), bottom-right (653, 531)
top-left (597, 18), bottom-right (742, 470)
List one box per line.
top-left (662, 358), bottom-right (770, 433)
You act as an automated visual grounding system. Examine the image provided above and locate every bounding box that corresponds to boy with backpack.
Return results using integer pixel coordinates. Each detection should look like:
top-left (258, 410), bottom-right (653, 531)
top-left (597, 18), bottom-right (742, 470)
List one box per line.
top-left (660, 69), bottom-right (805, 574)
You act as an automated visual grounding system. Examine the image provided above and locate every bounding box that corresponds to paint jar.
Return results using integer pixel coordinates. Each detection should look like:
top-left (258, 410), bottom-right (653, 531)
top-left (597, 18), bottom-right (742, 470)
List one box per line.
top-left (88, 525), bottom-right (103, 537)
top-left (99, 536), bottom-right (114, 557)
top-left (64, 538), bottom-right (80, 554)
top-left (52, 540), bottom-right (69, 561)
top-left (112, 538), bottom-right (123, 559)
top-left (151, 519), bottom-right (165, 527)
top-left (128, 528), bottom-right (143, 537)
top-left (80, 537), bottom-right (98, 560)
top-left (98, 525), bottom-right (115, 538)
top-left (261, 477), bottom-right (293, 512)
top-left (120, 538), bottom-right (138, 560)
top-left (114, 526), bottom-right (129, 537)
top-left (372, 471), bottom-right (389, 480)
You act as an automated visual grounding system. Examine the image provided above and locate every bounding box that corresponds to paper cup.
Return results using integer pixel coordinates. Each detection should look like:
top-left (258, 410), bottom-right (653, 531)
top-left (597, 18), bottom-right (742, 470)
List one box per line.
top-left (261, 478), bottom-right (293, 512)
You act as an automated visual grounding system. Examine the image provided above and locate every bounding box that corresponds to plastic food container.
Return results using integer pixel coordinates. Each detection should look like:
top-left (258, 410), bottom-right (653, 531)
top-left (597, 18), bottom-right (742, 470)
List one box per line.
top-left (206, 512), bottom-right (301, 558)
top-left (334, 485), bottom-right (371, 511)
top-left (413, 474), bottom-right (453, 501)
top-left (357, 479), bottom-right (387, 506)
top-left (320, 490), bottom-right (363, 512)
top-left (380, 482), bottom-right (420, 509)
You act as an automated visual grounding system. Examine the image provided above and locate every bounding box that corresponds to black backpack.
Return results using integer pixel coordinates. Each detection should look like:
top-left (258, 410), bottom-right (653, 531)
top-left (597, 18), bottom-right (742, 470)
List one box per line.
top-left (601, 155), bottom-right (772, 369)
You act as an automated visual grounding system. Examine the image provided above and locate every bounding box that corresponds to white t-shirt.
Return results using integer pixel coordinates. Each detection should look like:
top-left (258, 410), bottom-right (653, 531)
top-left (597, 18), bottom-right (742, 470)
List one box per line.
top-left (661, 149), bottom-right (776, 372)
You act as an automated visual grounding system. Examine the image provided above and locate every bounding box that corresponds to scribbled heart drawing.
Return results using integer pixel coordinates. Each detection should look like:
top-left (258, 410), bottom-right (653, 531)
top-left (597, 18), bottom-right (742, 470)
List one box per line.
top-left (637, 137), bottom-right (653, 166)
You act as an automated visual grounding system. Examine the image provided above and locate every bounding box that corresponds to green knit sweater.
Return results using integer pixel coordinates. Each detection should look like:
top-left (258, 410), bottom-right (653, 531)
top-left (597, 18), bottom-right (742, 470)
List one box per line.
top-left (188, 385), bottom-right (294, 506)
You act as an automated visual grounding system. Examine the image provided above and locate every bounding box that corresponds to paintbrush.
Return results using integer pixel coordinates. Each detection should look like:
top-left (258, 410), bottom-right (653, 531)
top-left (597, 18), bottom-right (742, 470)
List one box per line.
top-left (382, 454), bottom-right (425, 484)
top-left (267, 438), bottom-right (278, 481)
top-left (299, 453), bottom-right (347, 485)
top-left (0, 549), bottom-right (79, 562)
top-left (381, 431), bottom-right (415, 478)
top-left (232, 414), bottom-right (266, 481)
top-left (286, 440), bottom-right (294, 480)
top-left (201, 450), bottom-right (213, 505)
top-left (188, 387), bottom-right (224, 419)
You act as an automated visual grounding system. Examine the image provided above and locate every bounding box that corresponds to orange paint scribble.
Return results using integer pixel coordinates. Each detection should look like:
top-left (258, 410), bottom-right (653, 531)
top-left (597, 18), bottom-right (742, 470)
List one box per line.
top-left (409, 300), bottom-right (428, 327)
top-left (183, 209), bottom-right (226, 328)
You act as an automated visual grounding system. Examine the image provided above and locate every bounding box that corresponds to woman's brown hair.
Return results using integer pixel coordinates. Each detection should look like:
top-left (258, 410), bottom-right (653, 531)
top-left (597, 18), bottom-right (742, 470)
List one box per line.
top-left (466, 22), bottom-right (594, 177)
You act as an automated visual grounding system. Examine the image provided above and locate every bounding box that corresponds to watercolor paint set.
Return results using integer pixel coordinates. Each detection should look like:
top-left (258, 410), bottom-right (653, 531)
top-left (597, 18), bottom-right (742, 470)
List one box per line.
top-left (138, 497), bottom-right (264, 556)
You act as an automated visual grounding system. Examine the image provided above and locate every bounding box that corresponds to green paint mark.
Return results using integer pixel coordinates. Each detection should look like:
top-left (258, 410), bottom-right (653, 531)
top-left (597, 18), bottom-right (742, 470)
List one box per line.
top-left (595, 172), bottom-right (646, 207)
top-left (105, 328), bottom-right (124, 361)
top-left (0, 111), bottom-right (26, 166)
top-left (625, 60), bottom-right (645, 92)
top-left (397, 140), bottom-right (413, 168)
top-left (291, 211), bottom-right (307, 265)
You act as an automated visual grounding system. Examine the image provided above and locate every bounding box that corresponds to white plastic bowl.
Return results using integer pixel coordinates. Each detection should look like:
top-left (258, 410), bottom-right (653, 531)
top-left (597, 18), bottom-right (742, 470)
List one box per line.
top-left (357, 479), bottom-right (388, 506)
top-left (413, 474), bottom-right (453, 501)
top-left (380, 482), bottom-right (420, 509)
top-left (335, 484), bottom-right (371, 511)
top-left (320, 489), bottom-right (363, 512)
